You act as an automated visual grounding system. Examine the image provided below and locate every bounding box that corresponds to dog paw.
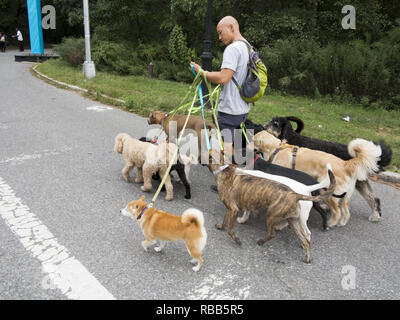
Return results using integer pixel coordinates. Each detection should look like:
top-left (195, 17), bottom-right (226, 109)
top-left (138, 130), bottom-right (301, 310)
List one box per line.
top-left (236, 217), bottom-right (246, 224)
top-left (140, 186), bottom-right (151, 192)
top-left (257, 239), bottom-right (265, 246)
top-left (368, 214), bottom-right (381, 223)
top-left (135, 178), bottom-right (143, 184)
top-left (215, 223), bottom-right (224, 230)
top-left (184, 194), bottom-right (191, 199)
top-left (327, 219), bottom-right (338, 228)
top-left (165, 195), bottom-right (173, 201)
top-left (154, 247), bottom-right (163, 252)
top-left (192, 265), bottom-right (201, 272)
top-left (234, 238), bottom-right (242, 246)
top-left (302, 257), bottom-right (311, 264)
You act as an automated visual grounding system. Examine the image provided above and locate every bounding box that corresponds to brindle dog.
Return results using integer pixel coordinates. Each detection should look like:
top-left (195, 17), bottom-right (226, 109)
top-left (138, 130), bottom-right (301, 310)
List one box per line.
top-left (207, 151), bottom-right (336, 263)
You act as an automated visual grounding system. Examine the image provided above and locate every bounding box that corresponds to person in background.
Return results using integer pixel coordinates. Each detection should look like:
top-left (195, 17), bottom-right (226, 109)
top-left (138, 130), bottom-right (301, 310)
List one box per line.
top-left (0, 33), bottom-right (6, 52)
top-left (12, 28), bottom-right (24, 52)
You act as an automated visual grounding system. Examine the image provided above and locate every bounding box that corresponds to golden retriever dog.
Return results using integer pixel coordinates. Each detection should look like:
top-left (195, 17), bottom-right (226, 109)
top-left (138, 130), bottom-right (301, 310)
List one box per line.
top-left (114, 133), bottom-right (178, 201)
top-left (121, 196), bottom-right (207, 272)
top-left (249, 131), bottom-right (382, 228)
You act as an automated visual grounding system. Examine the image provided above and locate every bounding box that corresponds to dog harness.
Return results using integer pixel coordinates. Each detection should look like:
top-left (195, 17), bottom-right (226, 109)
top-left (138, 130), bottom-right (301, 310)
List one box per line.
top-left (269, 143), bottom-right (299, 170)
top-left (137, 207), bottom-right (148, 220)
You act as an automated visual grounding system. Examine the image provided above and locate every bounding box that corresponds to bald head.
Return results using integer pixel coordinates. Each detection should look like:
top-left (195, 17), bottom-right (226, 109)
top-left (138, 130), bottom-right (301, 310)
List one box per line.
top-left (217, 16), bottom-right (242, 45)
top-left (218, 16), bottom-right (239, 29)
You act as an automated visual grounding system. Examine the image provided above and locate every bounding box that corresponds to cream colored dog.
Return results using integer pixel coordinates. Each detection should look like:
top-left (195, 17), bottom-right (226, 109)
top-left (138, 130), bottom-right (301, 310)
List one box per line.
top-left (249, 131), bottom-right (381, 227)
top-left (114, 133), bottom-right (178, 201)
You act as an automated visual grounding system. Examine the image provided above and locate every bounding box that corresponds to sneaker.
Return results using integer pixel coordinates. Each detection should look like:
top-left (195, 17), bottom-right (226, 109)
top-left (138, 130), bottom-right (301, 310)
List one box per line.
top-left (210, 185), bottom-right (219, 194)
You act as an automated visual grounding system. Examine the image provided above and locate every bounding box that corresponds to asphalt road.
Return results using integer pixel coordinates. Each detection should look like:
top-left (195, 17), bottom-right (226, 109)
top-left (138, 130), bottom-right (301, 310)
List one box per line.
top-left (1, 50), bottom-right (399, 300)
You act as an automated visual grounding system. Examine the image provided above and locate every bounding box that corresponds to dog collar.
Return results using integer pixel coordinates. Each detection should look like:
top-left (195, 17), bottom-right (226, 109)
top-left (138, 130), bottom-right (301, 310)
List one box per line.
top-left (213, 164), bottom-right (229, 175)
top-left (137, 207), bottom-right (148, 220)
top-left (245, 155), bottom-right (259, 170)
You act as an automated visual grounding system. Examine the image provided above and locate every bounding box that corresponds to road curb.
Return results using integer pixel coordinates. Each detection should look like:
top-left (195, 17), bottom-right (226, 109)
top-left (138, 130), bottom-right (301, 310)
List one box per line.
top-left (32, 65), bottom-right (400, 186)
top-left (31, 64), bottom-right (126, 105)
top-left (376, 171), bottom-right (400, 184)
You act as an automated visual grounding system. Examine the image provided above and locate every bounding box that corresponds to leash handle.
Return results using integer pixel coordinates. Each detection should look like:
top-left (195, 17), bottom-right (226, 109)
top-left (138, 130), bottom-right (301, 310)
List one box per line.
top-left (191, 65), bottom-right (211, 151)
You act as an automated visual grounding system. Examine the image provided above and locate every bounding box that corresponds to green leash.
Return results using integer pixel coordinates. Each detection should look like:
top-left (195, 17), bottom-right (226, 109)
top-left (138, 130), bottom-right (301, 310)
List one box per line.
top-left (148, 78), bottom-right (200, 207)
top-left (148, 71), bottom-right (225, 207)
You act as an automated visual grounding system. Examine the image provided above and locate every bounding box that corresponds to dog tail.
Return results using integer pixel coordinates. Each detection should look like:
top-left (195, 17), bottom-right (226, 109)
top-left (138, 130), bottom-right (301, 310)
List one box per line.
top-left (182, 208), bottom-right (205, 227)
top-left (304, 163), bottom-right (333, 194)
top-left (285, 116), bottom-right (304, 133)
top-left (347, 138), bottom-right (382, 181)
top-left (181, 208), bottom-right (207, 250)
top-left (114, 133), bottom-right (129, 154)
top-left (375, 139), bottom-right (392, 171)
top-left (296, 169), bottom-right (336, 203)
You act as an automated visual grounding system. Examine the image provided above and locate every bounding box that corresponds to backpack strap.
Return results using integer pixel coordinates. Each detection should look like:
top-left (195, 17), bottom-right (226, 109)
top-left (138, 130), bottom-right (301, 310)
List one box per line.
top-left (231, 76), bottom-right (241, 89)
top-left (231, 39), bottom-right (252, 90)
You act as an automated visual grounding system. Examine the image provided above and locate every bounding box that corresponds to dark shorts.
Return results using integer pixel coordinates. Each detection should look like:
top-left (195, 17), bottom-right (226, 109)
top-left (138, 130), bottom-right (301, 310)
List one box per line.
top-left (217, 112), bottom-right (248, 143)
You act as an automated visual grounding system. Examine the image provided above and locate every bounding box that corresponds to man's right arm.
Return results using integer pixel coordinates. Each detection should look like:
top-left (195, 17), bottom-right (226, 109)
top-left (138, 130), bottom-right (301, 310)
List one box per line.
top-left (190, 62), bottom-right (234, 86)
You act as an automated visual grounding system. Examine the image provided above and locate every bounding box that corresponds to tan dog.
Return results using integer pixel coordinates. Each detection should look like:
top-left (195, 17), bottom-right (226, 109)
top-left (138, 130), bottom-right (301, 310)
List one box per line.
top-left (207, 150), bottom-right (336, 263)
top-left (249, 131), bottom-right (382, 227)
top-left (114, 133), bottom-right (177, 201)
top-left (148, 111), bottom-right (215, 154)
top-left (120, 196), bottom-right (207, 272)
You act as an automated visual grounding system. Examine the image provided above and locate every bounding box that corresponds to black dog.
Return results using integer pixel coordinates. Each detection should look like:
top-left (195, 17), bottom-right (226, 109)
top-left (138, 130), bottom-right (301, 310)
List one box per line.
top-left (246, 154), bottom-right (346, 230)
top-left (238, 118), bottom-right (266, 148)
top-left (139, 137), bottom-right (192, 199)
top-left (265, 116), bottom-right (393, 220)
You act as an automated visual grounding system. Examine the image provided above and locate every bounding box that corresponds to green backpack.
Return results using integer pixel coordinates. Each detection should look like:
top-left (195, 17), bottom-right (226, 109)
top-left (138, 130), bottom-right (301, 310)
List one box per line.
top-left (232, 39), bottom-right (268, 104)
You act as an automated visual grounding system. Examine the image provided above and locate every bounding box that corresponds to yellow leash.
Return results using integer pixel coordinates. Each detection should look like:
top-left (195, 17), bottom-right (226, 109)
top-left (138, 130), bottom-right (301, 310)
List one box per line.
top-left (147, 71), bottom-right (225, 207)
top-left (148, 80), bottom-right (200, 207)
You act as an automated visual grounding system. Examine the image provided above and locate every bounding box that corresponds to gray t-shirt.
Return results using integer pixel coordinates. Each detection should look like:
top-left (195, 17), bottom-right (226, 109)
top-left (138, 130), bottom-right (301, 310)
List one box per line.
top-left (218, 40), bottom-right (250, 115)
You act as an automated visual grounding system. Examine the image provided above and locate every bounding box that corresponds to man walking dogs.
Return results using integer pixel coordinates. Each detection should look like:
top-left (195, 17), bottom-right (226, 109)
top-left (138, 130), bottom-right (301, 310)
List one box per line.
top-left (12, 28), bottom-right (24, 52)
top-left (190, 16), bottom-right (250, 164)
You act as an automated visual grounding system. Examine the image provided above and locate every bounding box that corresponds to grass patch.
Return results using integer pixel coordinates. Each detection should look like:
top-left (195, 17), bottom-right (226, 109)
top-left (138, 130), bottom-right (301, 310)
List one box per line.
top-left (35, 59), bottom-right (399, 172)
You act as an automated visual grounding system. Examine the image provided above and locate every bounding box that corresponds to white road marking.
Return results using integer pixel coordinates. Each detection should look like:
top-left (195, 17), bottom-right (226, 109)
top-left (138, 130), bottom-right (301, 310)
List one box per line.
top-left (187, 273), bottom-right (250, 300)
top-left (0, 176), bottom-right (116, 300)
top-left (86, 105), bottom-right (113, 112)
top-left (0, 147), bottom-right (72, 166)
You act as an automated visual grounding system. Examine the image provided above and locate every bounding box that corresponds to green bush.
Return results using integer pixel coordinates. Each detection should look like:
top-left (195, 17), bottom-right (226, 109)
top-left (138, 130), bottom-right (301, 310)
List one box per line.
top-left (92, 40), bottom-right (144, 75)
top-left (260, 28), bottom-right (400, 110)
top-left (53, 37), bottom-right (85, 67)
top-left (168, 25), bottom-right (195, 66)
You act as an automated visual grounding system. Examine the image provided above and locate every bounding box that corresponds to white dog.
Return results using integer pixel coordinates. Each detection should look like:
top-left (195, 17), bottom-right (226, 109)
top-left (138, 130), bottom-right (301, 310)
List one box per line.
top-left (114, 133), bottom-right (178, 200)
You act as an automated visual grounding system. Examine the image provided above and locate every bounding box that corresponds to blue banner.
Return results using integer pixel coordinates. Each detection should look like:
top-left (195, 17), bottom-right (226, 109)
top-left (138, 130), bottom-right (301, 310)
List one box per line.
top-left (27, 0), bottom-right (44, 54)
